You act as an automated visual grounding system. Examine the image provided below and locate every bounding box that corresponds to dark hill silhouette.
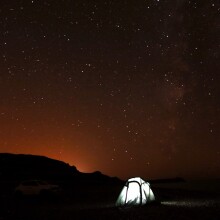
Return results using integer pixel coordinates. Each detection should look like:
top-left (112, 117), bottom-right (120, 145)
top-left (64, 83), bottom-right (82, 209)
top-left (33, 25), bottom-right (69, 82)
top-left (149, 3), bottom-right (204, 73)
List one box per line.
top-left (0, 153), bottom-right (122, 185)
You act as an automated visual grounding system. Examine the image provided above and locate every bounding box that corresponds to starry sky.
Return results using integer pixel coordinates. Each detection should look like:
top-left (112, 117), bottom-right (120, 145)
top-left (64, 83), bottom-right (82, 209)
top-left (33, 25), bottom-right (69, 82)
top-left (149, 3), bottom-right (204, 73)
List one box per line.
top-left (0, 0), bottom-right (219, 180)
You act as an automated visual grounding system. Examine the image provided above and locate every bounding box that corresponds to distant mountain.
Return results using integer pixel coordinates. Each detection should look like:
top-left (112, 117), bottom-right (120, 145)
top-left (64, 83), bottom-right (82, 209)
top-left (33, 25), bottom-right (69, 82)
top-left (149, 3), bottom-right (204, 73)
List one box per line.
top-left (0, 153), bottom-right (122, 184)
top-left (149, 177), bottom-right (185, 184)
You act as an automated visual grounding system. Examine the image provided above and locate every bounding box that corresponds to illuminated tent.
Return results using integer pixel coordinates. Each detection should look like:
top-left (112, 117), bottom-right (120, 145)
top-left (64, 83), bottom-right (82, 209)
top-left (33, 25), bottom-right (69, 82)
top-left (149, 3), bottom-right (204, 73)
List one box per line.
top-left (115, 177), bottom-right (155, 207)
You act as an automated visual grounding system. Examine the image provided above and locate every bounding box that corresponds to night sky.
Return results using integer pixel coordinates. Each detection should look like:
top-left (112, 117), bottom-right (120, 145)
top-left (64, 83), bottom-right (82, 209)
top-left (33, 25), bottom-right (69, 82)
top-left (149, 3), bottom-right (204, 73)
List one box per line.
top-left (0, 0), bottom-right (219, 180)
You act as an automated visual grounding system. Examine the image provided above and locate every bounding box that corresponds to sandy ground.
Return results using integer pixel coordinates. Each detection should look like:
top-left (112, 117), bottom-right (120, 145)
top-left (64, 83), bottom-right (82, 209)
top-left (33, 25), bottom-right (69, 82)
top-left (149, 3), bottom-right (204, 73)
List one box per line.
top-left (0, 183), bottom-right (220, 220)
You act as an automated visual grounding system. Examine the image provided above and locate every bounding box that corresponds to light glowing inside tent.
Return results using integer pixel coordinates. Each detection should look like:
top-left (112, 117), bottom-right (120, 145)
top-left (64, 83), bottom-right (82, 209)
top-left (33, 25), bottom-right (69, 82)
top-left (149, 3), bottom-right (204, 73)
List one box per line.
top-left (115, 177), bottom-right (155, 207)
top-left (126, 182), bottom-right (141, 204)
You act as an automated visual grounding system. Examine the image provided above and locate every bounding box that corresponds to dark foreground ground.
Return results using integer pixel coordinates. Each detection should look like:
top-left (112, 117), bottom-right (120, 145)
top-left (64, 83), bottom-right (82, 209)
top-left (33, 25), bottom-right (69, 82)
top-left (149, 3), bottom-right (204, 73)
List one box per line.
top-left (0, 181), bottom-right (220, 220)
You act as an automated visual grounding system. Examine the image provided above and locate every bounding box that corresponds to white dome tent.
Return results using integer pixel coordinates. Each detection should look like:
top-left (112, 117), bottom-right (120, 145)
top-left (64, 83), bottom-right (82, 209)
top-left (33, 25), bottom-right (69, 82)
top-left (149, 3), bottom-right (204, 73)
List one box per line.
top-left (115, 177), bottom-right (155, 207)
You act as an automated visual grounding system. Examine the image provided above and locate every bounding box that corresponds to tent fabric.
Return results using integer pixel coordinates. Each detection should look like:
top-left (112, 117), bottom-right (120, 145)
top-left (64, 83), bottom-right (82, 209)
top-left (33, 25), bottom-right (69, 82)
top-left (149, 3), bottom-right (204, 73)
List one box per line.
top-left (115, 177), bottom-right (155, 207)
